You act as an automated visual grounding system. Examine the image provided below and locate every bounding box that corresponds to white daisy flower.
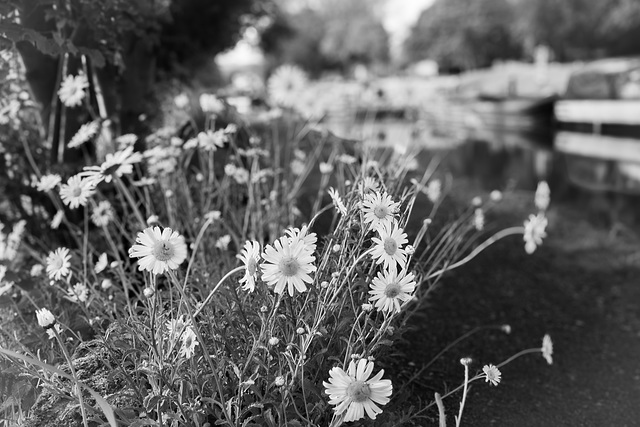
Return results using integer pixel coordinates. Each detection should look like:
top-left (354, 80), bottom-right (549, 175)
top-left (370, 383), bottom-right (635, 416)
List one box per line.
top-left (237, 240), bottom-right (261, 292)
top-left (36, 174), bottom-right (61, 192)
top-left (323, 358), bottom-right (393, 422)
top-left (59, 175), bottom-right (95, 209)
top-left (116, 133), bottom-right (138, 148)
top-left (30, 264), bottom-right (44, 277)
top-left (368, 268), bottom-right (416, 314)
top-left (35, 308), bottom-right (56, 329)
top-left (46, 323), bottom-right (63, 339)
top-left (290, 159), bottom-right (305, 176)
top-left (68, 121), bottom-right (100, 149)
top-left (319, 162), bottom-right (333, 174)
top-left (199, 93), bottom-right (224, 115)
top-left (81, 146), bottom-right (143, 185)
top-left (179, 326), bottom-right (199, 359)
top-left (523, 213), bottom-right (548, 254)
top-left (95, 252), bottom-right (108, 273)
top-left (128, 226), bottom-right (188, 275)
top-left (91, 200), bottom-right (115, 227)
top-left (67, 282), bottom-right (88, 303)
top-left (174, 93), bottom-right (189, 109)
top-left (58, 74), bottom-right (88, 107)
top-left (541, 334), bottom-right (553, 365)
top-left (46, 247), bottom-right (71, 280)
top-left (358, 177), bottom-right (379, 194)
top-left (482, 364), bottom-right (501, 386)
top-left (285, 225), bottom-right (317, 253)
top-left (362, 191), bottom-right (399, 230)
top-left (261, 235), bottom-right (316, 297)
top-left (337, 154), bottom-right (357, 165)
top-left (267, 64), bottom-right (307, 107)
top-left (215, 235), bottom-right (231, 250)
top-left (370, 222), bottom-right (408, 272)
top-left (490, 190), bottom-right (503, 201)
top-left (101, 279), bottom-right (113, 290)
top-left (535, 181), bottom-right (550, 211)
top-left (51, 210), bottom-right (64, 229)
top-left (327, 187), bottom-right (347, 216)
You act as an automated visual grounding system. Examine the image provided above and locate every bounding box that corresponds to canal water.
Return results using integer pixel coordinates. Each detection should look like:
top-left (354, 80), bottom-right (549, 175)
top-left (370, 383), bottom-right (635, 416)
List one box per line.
top-left (326, 113), bottom-right (640, 230)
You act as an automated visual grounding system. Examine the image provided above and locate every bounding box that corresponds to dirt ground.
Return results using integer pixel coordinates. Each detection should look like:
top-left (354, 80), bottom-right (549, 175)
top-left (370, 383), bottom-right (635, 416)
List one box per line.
top-left (396, 182), bottom-right (640, 426)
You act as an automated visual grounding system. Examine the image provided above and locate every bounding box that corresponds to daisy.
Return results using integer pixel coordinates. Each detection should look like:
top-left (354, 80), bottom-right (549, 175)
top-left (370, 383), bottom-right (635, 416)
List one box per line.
top-left (362, 191), bottom-right (399, 230)
top-left (290, 159), bottom-right (305, 176)
top-left (35, 308), bottom-right (56, 329)
top-left (165, 315), bottom-right (188, 345)
top-left (482, 364), bottom-right (501, 386)
top-left (68, 121), bottom-right (100, 148)
top-left (358, 176), bottom-right (379, 194)
top-left (261, 235), bottom-right (316, 297)
top-left (426, 180), bottom-right (441, 203)
top-left (91, 200), bottom-right (115, 227)
top-left (174, 93), bottom-right (189, 109)
top-left (523, 213), bottom-right (548, 254)
top-left (46, 247), bottom-right (71, 280)
top-left (128, 226), bottom-right (188, 275)
top-left (199, 93), bottom-right (224, 115)
top-left (327, 187), bottom-right (347, 216)
top-left (179, 326), bottom-right (199, 359)
top-left (319, 162), bottom-right (333, 174)
top-left (474, 208), bottom-right (485, 231)
top-left (285, 225), bottom-right (317, 253)
top-left (323, 358), bottom-right (393, 422)
top-left (58, 74), bottom-right (88, 107)
top-left (116, 133), bottom-right (138, 149)
top-left (337, 154), bottom-right (357, 165)
top-left (51, 210), bottom-right (64, 229)
top-left (237, 240), bottom-right (261, 292)
top-left (95, 252), bottom-right (108, 273)
top-left (267, 64), bottom-right (307, 107)
top-left (215, 235), bottom-right (231, 250)
top-left (81, 146), bottom-right (143, 184)
top-left (59, 174), bottom-right (95, 209)
top-left (370, 222), bottom-right (408, 272)
top-left (535, 181), bottom-right (551, 211)
top-left (541, 334), bottom-right (553, 365)
top-left (36, 174), bottom-right (61, 192)
top-left (67, 282), bottom-right (88, 303)
top-left (368, 269), bottom-right (416, 314)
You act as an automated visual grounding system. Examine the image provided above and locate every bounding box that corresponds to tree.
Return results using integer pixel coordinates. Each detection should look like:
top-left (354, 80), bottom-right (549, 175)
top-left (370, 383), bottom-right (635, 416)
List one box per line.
top-left (404, 0), bottom-right (521, 71)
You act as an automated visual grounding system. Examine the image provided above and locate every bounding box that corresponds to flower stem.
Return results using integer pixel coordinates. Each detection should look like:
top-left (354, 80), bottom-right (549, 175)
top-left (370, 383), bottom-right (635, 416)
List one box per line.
top-left (53, 328), bottom-right (89, 427)
top-left (193, 266), bottom-right (244, 317)
top-left (455, 363), bottom-right (470, 427)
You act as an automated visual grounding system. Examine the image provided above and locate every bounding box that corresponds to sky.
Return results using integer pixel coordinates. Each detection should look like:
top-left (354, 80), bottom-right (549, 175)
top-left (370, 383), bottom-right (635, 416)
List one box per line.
top-left (382, 0), bottom-right (434, 50)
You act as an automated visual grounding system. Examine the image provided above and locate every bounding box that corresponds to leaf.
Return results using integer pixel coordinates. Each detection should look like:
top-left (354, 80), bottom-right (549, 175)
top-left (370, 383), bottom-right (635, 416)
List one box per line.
top-left (0, 348), bottom-right (118, 427)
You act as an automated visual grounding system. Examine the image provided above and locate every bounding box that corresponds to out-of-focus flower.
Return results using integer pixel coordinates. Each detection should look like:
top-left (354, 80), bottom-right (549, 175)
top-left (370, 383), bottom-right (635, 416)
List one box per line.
top-left (275, 376), bottom-right (285, 386)
top-left (51, 210), bottom-right (64, 229)
top-left (482, 364), bottom-right (501, 386)
top-left (327, 187), bottom-right (347, 216)
top-left (101, 279), bottom-right (113, 290)
top-left (290, 159), bottom-right (305, 176)
top-left (523, 213), bottom-right (548, 254)
top-left (358, 176), bottom-right (379, 194)
top-left (541, 334), bottom-right (553, 365)
top-left (128, 227), bottom-right (188, 275)
top-left (199, 94), bottom-right (224, 115)
top-left (369, 268), bottom-right (416, 314)
top-left (323, 359), bottom-right (393, 422)
top-left (472, 196), bottom-right (482, 206)
top-left (186, 130), bottom-right (227, 152)
top-left (337, 154), bottom-right (357, 165)
top-left (81, 146), bottom-right (143, 184)
top-left (46, 247), bottom-right (71, 280)
top-left (268, 337), bottom-right (279, 346)
top-left (0, 220), bottom-right (25, 261)
top-left (204, 211), bottom-right (221, 222)
top-left (426, 180), bottom-right (441, 203)
top-left (95, 253), bottom-right (108, 274)
top-left (261, 235), bottom-right (316, 297)
top-left (67, 282), bottom-right (88, 303)
top-left (215, 235), bottom-right (231, 250)
top-left (370, 222), bottom-right (408, 272)
top-left (147, 215), bottom-right (160, 226)
top-left (174, 93), bottom-right (190, 109)
top-left (490, 190), bottom-right (503, 202)
top-left (267, 64), bottom-right (307, 107)
top-left (68, 121), bottom-right (100, 149)
top-left (237, 240), bottom-right (261, 292)
top-left (58, 74), bottom-right (88, 107)
top-left (91, 200), bottom-right (115, 227)
top-left (319, 162), bottom-right (333, 174)
top-left (143, 287), bottom-right (155, 298)
top-left (474, 208), bottom-right (485, 231)
top-left (59, 175), bottom-right (95, 209)
top-left (179, 326), bottom-right (199, 359)
top-left (30, 264), bottom-right (44, 277)
top-left (36, 308), bottom-right (56, 329)
top-left (36, 174), bottom-right (62, 192)
top-left (535, 181), bottom-right (551, 211)
top-left (362, 191), bottom-right (399, 230)
top-left (116, 133), bottom-right (138, 148)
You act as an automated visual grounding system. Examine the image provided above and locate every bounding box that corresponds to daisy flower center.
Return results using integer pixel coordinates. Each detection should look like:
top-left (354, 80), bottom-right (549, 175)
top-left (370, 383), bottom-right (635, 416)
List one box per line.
top-left (374, 205), bottom-right (388, 219)
top-left (247, 257), bottom-right (257, 275)
top-left (279, 257), bottom-right (299, 277)
top-left (346, 380), bottom-right (371, 403)
top-left (52, 258), bottom-right (63, 269)
top-left (71, 186), bottom-right (83, 197)
top-left (384, 281), bottom-right (402, 298)
top-left (383, 237), bottom-right (398, 255)
top-left (152, 241), bottom-right (175, 262)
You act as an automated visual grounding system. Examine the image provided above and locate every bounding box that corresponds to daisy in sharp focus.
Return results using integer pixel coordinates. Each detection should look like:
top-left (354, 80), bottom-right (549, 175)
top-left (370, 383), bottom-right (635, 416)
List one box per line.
top-left (36, 174), bottom-right (61, 192)
top-left (59, 174), bottom-right (96, 209)
top-left (368, 268), bottom-right (416, 314)
top-left (46, 247), bottom-right (71, 280)
top-left (58, 74), bottom-right (88, 108)
top-left (362, 191), bottom-right (399, 230)
top-left (128, 226), bottom-right (188, 275)
top-left (370, 222), bottom-right (408, 272)
top-left (237, 240), bottom-right (261, 292)
top-left (482, 364), bottom-right (502, 386)
top-left (327, 187), bottom-right (347, 216)
top-left (68, 121), bottom-right (100, 149)
top-left (261, 235), bottom-right (316, 297)
top-left (323, 358), bottom-right (393, 422)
